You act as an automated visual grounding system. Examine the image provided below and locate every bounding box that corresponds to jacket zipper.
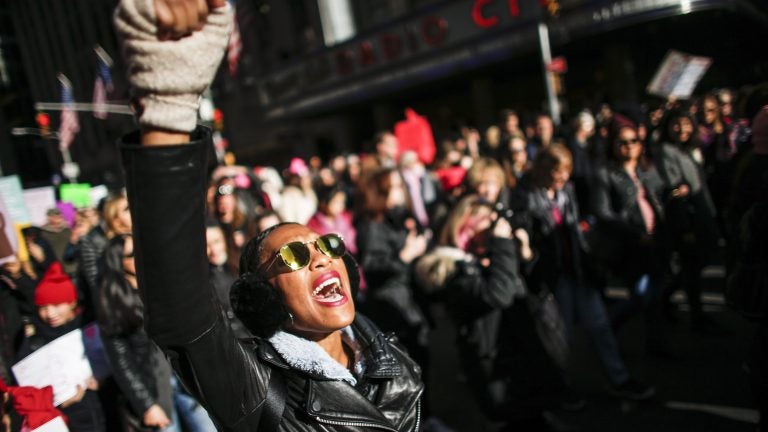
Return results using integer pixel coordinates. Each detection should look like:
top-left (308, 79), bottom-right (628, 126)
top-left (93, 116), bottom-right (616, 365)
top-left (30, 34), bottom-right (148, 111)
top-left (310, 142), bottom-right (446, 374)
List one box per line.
top-left (312, 416), bottom-right (398, 431)
top-left (313, 399), bottom-right (421, 431)
top-left (413, 399), bottom-right (421, 431)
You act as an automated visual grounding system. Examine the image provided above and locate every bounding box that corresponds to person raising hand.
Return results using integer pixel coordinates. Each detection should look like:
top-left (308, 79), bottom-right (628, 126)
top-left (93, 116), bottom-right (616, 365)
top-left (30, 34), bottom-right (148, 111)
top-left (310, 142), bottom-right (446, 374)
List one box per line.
top-left (113, 1), bottom-right (425, 431)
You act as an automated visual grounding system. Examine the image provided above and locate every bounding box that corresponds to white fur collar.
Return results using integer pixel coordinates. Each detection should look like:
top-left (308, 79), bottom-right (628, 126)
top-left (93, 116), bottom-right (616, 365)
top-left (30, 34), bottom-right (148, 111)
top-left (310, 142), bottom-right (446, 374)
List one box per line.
top-left (268, 327), bottom-right (364, 386)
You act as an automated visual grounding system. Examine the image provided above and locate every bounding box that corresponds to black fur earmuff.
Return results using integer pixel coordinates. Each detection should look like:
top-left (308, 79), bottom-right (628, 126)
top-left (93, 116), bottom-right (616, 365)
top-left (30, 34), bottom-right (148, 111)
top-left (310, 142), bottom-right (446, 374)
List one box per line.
top-left (229, 272), bottom-right (290, 339)
top-left (342, 252), bottom-right (361, 300)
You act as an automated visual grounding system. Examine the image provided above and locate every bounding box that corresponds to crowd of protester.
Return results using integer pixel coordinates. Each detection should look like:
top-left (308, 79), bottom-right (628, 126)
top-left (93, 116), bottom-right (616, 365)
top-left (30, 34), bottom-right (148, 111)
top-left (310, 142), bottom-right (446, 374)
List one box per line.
top-left (1, 84), bottom-right (767, 431)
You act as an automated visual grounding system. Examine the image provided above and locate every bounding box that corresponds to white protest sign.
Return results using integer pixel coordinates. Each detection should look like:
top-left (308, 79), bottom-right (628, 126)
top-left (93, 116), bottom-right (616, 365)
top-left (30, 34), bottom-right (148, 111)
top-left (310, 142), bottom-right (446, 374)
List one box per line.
top-left (0, 198), bottom-right (16, 264)
top-left (12, 329), bottom-right (93, 407)
top-left (27, 416), bottom-right (69, 432)
top-left (0, 175), bottom-right (31, 224)
top-left (22, 187), bottom-right (57, 228)
top-left (90, 185), bottom-right (109, 208)
top-left (647, 50), bottom-right (712, 99)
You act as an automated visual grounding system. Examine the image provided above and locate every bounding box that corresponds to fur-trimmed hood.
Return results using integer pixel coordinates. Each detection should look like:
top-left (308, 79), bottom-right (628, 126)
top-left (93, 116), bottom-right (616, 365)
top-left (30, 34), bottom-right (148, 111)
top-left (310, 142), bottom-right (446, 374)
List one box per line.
top-left (413, 246), bottom-right (473, 295)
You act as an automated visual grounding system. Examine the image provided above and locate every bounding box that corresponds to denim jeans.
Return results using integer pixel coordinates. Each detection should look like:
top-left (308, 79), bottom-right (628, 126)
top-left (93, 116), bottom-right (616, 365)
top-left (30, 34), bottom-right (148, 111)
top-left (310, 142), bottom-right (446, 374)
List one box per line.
top-left (611, 273), bottom-right (665, 345)
top-left (171, 374), bottom-right (217, 432)
top-left (554, 276), bottom-right (629, 386)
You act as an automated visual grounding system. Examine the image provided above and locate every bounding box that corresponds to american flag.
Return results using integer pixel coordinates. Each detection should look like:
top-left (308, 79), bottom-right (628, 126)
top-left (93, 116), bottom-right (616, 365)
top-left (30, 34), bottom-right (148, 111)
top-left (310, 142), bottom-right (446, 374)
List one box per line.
top-left (227, 7), bottom-right (242, 76)
top-left (58, 74), bottom-right (80, 151)
top-left (93, 46), bottom-right (113, 119)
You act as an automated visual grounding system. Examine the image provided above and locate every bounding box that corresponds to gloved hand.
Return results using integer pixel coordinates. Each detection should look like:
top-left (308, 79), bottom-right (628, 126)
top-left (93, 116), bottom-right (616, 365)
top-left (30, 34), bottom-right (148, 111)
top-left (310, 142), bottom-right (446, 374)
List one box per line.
top-left (114, 0), bottom-right (232, 132)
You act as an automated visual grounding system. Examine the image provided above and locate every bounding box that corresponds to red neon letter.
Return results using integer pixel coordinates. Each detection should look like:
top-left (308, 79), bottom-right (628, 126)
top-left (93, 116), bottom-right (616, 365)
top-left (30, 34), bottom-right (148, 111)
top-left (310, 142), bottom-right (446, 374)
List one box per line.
top-left (358, 41), bottom-right (377, 67)
top-left (472, 0), bottom-right (499, 28)
top-left (508, 0), bottom-right (520, 17)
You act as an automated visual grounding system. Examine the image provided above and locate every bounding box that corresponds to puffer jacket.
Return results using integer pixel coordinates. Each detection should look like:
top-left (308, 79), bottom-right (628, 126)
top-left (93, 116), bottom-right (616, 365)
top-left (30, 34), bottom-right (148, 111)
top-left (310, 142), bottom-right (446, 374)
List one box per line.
top-left (121, 127), bottom-right (424, 431)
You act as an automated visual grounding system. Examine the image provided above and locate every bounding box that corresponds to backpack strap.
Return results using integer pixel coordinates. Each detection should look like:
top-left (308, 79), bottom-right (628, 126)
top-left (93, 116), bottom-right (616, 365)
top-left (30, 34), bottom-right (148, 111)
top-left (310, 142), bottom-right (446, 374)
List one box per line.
top-left (259, 365), bottom-right (288, 432)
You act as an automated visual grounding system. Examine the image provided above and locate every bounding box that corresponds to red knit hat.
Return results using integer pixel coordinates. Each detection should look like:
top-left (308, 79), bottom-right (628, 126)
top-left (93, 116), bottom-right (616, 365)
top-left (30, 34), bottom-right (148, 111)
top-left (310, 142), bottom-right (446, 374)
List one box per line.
top-left (34, 262), bottom-right (77, 306)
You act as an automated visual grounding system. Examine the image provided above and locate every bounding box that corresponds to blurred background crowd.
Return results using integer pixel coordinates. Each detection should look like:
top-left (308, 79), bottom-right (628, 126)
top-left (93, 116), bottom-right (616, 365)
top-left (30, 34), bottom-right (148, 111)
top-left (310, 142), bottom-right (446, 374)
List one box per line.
top-left (2, 83), bottom-right (767, 430)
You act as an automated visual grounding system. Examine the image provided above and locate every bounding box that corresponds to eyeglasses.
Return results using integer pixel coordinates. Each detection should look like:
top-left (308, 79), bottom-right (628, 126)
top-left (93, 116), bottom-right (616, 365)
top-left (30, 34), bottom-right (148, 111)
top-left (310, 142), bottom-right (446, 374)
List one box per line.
top-left (617, 138), bottom-right (641, 146)
top-left (262, 233), bottom-right (346, 274)
top-left (217, 184), bottom-right (235, 196)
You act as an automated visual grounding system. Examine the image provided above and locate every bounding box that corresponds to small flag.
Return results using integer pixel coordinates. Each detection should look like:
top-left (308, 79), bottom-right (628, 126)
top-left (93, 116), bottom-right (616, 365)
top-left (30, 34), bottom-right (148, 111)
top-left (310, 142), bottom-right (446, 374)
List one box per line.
top-left (58, 74), bottom-right (79, 151)
top-left (227, 9), bottom-right (242, 76)
top-left (93, 46), bottom-right (113, 119)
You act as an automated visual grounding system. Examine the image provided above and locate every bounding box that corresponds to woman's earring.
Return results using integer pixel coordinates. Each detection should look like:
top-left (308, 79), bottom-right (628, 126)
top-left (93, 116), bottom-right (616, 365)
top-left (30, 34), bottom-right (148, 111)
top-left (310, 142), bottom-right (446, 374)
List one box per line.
top-left (287, 312), bottom-right (294, 327)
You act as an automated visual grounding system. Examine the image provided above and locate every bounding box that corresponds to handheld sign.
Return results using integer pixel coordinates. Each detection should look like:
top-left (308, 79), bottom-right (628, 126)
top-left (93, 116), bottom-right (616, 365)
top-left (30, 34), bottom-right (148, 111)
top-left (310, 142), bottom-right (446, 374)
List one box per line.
top-left (647, 50), bottom-right (712, 100)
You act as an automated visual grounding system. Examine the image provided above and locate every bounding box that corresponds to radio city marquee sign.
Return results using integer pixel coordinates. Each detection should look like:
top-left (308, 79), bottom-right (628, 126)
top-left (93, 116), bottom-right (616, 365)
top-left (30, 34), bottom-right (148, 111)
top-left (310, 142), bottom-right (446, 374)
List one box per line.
top-left (257, 0), bottom-right (550, 107)
top-left (256, 0), bottom-right (732, 111)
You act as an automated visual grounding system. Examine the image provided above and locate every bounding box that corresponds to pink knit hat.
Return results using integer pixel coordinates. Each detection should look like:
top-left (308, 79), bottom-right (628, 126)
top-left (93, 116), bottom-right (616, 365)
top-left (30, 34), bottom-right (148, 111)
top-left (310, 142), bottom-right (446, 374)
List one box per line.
top-left (287, 158), bottom-right (309, 177)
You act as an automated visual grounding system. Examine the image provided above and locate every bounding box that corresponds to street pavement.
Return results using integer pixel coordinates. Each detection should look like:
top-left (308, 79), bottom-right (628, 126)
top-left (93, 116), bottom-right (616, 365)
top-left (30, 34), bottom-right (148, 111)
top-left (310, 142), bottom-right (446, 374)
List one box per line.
top-left (426, 265), bottom-right (760, 432)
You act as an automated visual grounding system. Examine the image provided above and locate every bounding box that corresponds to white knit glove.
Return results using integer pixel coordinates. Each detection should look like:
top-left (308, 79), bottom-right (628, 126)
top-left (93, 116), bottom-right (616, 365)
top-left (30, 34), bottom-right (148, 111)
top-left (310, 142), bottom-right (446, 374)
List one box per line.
top-left (114, 0), bottom-right (232, 132)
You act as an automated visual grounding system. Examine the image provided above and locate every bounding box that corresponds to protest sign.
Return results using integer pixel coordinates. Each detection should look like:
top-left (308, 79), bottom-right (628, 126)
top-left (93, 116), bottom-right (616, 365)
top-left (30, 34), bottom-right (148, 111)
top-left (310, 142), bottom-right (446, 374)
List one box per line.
top-left (31, 416), bottom-right (69, 432)
top-left (0, 175), bottom-right (31, 224)
top-left (12, 329), bottom-right (93, 406)
top-left (647, 50), bottom-right (712, 100)
top-left (22, 187), bottom-right (57, 227)
top-left (90, 184), bottom-right (109, 207)
top-left (0, 198), bottom-right (16, 264)
top-left (59, 183), bottom-right (92, 209)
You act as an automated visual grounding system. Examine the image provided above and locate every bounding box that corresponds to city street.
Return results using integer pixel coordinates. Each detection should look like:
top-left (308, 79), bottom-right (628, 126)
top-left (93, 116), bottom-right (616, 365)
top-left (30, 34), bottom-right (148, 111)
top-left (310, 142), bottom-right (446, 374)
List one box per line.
top-left (427, 265), bottom-right (760, 431)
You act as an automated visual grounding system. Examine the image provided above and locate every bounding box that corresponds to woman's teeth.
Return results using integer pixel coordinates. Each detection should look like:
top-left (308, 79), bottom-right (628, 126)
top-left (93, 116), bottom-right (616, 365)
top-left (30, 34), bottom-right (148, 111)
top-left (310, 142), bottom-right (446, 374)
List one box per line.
top-left (313, 277), bottom-right (341, 299)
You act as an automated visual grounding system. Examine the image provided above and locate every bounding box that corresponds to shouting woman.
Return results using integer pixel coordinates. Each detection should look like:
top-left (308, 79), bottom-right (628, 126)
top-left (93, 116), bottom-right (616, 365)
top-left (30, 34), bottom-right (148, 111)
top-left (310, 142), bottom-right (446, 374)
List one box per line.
top-left (113, 0), bottom-right (424, 430)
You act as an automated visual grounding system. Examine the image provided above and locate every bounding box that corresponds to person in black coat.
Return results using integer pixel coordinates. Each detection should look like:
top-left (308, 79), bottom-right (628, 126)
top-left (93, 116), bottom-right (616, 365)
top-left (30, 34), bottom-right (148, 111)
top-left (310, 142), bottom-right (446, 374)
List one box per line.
top-left (654, 110), bottom-right (719, 329)
top-left (416, 194), bottom-right (564, 430)
top-left (355, 167), bottom-right (430, 369)
top-left (519, 144), bottom-right (655, 400)
top-left (96, 235), bottom-right (177, 432)
top-left (592, 118), bottom-right (669, 353)
top-left (0, 258), bottom-right (38, 355)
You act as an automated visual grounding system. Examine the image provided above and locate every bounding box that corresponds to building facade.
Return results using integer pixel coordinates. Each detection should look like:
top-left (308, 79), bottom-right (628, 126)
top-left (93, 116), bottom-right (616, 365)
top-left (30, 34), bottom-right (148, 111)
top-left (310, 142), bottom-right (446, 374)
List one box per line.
top-left (218, 0), bottom-right (768, 168)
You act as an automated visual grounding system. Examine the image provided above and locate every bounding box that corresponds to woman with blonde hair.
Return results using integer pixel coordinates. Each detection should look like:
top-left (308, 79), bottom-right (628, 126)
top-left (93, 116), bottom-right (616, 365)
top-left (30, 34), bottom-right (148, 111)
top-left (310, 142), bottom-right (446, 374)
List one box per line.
top-left (102, 193), bottom-right (132, 238)
top-left (78, 191), bottom-right (132, 325)
top-left (417, 194), bottom-right (564, 429)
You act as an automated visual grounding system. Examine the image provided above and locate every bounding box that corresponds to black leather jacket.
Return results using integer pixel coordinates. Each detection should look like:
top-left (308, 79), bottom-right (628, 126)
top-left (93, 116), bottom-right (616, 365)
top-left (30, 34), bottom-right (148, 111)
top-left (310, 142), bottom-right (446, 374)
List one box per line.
top-left (592, 163), bottom-right (665, 233)
top-left (518, 181), bottom-right (588, 291)
top-left (121, 128), bottom-right (424, 431)
top-left (101, 327), bottom-right (172, 418)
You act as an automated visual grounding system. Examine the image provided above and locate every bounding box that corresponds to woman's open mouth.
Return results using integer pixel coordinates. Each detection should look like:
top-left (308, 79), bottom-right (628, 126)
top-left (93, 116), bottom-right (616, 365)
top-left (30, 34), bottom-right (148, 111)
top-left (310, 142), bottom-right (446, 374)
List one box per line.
top-left (312, 271), bottom-right (348, 307)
